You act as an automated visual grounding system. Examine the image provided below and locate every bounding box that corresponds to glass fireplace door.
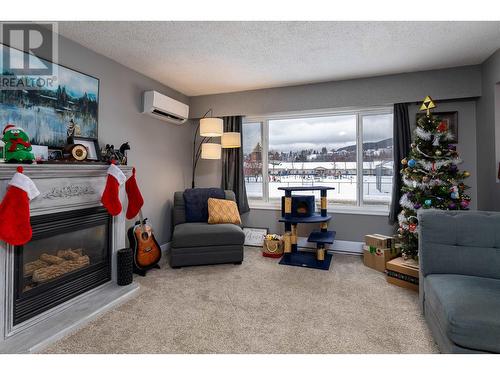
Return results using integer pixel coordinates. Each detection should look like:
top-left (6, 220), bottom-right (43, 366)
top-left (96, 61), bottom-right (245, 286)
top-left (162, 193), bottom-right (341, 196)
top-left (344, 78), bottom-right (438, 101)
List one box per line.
top-left (14, 207), bottom-right (112, 325)
top-left (21, 224), bottom-right (108, 292)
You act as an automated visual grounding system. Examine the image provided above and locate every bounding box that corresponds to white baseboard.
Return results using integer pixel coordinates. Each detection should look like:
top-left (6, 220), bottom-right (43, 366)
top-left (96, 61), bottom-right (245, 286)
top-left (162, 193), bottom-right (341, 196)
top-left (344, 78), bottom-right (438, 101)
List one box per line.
top-left (160, 239), bottom-right (361, 257)
top-left (297, 237), bottom-right (363, 255)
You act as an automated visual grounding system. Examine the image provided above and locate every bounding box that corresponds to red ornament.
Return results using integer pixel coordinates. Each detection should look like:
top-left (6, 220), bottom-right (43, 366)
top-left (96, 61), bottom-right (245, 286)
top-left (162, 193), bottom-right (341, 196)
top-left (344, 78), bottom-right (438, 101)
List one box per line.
top-left (437, 121), bottom-right (448, 133)
top-left (409, 223), bottom-right (417, 233)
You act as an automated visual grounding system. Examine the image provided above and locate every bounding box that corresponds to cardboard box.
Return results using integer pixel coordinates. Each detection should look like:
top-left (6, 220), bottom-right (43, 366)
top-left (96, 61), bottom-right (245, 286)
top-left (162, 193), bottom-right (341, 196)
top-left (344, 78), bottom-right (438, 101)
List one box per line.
top-left (365, 234), bottom-right (395, 250)
top-left (362, 245), bottom-right (398, 273)
top-left (386, 257), bottom-right (419, 292)
top-left (386, 276), bottom-right (419, 292)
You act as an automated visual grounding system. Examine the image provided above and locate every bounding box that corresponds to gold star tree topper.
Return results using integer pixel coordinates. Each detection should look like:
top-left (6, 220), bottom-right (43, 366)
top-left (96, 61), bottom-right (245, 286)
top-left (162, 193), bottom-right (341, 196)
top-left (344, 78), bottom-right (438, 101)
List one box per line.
top-left (420, 96), bottom-right (436, 116)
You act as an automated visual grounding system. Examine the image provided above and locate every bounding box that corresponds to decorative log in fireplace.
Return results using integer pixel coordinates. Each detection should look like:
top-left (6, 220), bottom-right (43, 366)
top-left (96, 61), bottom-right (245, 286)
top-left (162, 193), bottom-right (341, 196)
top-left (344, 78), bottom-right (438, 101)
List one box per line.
top-left (13, 207), bottom-right (112, 325)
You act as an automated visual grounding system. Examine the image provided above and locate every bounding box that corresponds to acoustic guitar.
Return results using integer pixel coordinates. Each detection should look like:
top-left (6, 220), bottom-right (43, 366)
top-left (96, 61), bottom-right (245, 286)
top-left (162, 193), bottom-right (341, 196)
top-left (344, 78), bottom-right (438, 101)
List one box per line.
top-left (127, 210), bottom-right (161, 275)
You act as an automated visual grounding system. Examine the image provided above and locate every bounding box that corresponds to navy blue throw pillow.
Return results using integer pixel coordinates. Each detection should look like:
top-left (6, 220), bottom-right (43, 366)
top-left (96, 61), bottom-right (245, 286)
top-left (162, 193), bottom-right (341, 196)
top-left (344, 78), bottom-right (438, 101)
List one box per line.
top-left (183, 188), bottom-right (225, 222)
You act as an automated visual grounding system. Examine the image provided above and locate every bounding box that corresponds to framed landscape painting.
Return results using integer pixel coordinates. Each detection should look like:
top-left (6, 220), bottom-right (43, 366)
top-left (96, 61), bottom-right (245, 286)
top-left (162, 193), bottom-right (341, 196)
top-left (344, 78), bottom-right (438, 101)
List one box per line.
top-left (0, 44), bottom-right (99, 148)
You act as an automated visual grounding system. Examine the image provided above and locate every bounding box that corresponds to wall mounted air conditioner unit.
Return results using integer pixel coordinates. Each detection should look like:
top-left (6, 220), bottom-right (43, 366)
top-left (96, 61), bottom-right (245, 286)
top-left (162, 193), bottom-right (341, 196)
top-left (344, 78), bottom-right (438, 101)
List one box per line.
top-left (142, 90), bottom-right (189, 125)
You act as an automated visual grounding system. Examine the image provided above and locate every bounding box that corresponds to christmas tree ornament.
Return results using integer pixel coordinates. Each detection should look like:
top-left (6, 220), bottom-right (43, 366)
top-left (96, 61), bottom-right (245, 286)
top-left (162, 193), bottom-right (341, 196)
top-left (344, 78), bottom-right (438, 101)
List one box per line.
top-left (2, 124), bottom-right (35, 163)
top-left (463, 171), bottom-right (470, 177)
top-left (448, 202), bottom-right (456, 209)
top-left (436, 121), bottom-right (448, 133)
top-left (409, 223), bottom-right (417, 233)
top-left (408, 159), bottom-right (416, 168)
top-left (422, 176), bottom-right (430, 183)
top-left (125, 167), bottom-right (144, 220)
top-left (460, 200), bottom-right (470, 209)
top-left (401, 158), bottom-right (408, 165)
top-left (432, 135), bottom-right (441, 146)
top-left (0, 166), bottom-right (40, 245)
top-left (420, 96), bottom-right (436, 116)
top-left (435, 150), bottom-right (442, 156)
top-left (101, 162), bottom-right (126, 216)
top-left (424, 199), bottom-right (432, 207)
top-left (451, 192), bottom-right (459, 199)
top-left (413, 203), bottom-right (422, 209)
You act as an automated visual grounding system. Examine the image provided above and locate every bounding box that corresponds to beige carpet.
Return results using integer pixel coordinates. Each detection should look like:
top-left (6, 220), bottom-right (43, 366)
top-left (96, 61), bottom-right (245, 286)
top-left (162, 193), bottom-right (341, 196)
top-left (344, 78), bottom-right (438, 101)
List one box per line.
top-left (43, 247), bottom-right (438, 354)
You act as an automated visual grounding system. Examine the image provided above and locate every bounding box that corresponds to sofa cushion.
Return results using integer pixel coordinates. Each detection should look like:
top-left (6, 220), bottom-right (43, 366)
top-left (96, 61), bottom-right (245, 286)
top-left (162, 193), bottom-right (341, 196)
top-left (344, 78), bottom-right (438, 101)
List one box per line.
top-left (419, 210), bottom-right (500, 279)
top-left (183, 188), bottom-right (225, 223)
top-left (425, 274), bottom-right (500, 353)
top-left (172, 222), bottom-right (245, 248)
top-left (208, 198), bottom-right (242, 225)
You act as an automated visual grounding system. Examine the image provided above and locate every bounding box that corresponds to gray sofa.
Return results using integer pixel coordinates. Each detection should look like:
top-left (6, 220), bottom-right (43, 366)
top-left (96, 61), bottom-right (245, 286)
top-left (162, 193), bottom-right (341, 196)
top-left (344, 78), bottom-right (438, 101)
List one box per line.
top-left (418, 210), bottom-right (500, 353)
top-left (169, 190), bottom-right (245, 268)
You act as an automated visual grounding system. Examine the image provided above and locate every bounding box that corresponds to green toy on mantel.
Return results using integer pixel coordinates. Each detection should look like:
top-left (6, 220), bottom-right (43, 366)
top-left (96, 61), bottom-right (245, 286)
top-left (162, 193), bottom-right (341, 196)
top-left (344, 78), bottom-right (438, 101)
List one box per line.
top-left (2, 124), bottom-right (35, 163)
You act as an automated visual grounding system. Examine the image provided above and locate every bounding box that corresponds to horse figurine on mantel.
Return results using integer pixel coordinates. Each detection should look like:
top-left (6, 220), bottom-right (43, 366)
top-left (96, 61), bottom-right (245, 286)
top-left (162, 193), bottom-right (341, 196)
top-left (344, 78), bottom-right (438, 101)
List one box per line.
top-left (102, 142), bottom-right (130, 165)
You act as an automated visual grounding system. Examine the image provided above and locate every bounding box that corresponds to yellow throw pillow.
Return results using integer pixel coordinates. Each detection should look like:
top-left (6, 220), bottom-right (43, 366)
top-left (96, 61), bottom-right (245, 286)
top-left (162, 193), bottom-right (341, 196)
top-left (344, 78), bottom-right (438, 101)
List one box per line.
top-left (207, 198), bottom-right (242, 225)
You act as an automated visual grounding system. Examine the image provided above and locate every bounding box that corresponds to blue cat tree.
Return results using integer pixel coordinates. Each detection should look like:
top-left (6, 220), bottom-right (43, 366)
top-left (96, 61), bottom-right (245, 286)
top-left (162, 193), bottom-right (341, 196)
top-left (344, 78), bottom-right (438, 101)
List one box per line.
top-left (278, 186), bottom-right (336, 270)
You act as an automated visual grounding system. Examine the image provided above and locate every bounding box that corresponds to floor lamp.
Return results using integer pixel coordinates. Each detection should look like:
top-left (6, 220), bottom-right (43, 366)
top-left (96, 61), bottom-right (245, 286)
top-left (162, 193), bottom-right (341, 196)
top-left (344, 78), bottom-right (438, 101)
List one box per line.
top-left (191, 110), bottom-right (242, 188)
top-left (191, 109), bottom-right (223, 188)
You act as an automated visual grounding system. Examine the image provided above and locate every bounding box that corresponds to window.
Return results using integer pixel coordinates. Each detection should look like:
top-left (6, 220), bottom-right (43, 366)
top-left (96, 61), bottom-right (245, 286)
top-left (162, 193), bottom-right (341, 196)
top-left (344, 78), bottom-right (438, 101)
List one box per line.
top-left (242, 122), bottom-right (263, 199)
top-left (361, 114), bottom-right (394, 207)
top-left (243, 108), bottom-right (394, 212)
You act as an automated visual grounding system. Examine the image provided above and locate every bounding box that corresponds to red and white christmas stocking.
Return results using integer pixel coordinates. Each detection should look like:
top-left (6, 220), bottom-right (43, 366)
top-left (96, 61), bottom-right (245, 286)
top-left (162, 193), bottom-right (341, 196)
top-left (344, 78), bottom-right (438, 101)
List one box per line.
top-left (101, 163), bottom-right (126, 216)
top-left (0, 166), bottom-right (40, 246)
top-left (125, 167), bottom-right (144, 220)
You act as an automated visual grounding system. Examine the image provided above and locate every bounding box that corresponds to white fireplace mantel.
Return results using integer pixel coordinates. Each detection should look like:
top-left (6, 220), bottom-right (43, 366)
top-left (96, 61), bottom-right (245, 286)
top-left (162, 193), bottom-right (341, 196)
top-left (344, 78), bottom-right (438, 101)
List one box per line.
top-left (0, 163), bottom-right (140, 353)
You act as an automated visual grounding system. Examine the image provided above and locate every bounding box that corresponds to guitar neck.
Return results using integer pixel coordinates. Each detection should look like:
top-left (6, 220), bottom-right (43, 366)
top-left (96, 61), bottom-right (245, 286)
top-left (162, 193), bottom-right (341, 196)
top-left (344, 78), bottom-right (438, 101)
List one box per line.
top-left (138, 209), bottom-right (146, 233)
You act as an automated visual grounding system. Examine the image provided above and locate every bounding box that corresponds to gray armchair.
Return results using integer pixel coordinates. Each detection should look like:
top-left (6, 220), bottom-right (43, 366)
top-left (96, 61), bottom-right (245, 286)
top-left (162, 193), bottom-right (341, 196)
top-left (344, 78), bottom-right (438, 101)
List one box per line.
top-left (169, 190), bottom-right (245, 268)
top-left (418, 210), bottom-right (500, 353)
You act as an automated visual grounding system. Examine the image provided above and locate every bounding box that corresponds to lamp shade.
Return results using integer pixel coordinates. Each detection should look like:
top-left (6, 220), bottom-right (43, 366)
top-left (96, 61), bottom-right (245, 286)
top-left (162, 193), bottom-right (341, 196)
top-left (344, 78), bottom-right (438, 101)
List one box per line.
top-left (221, 132), bottom-right (241, 148)
top-left (200, 117), bottom-right (223, 137)
top-left (201, 143), bottom-right (221, 159)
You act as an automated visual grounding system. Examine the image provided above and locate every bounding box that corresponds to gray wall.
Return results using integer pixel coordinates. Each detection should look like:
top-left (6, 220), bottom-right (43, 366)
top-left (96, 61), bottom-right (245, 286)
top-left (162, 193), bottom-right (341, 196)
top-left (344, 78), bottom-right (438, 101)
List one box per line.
top-left (190, 65), bottom-right (481, 118)
top-left (191, 66), bottom-right (481, 242)
top-left (477, 49), bottom-right (500, 211)
top-left (38, 34), bottom-right (489, 243)
top-left (52, 34), bottom-right (194, 244)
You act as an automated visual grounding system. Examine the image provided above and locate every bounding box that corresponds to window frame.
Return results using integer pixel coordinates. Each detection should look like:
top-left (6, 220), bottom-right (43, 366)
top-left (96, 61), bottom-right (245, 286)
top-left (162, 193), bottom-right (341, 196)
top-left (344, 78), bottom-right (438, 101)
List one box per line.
top-left (243, 106), bottom-right (394, 215)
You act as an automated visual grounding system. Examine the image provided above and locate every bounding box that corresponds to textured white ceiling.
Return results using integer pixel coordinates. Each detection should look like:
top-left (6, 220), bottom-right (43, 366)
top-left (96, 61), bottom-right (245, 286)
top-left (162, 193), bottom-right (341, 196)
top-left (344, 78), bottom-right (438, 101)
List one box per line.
top-left (57, 21), bottom-right (500, 96)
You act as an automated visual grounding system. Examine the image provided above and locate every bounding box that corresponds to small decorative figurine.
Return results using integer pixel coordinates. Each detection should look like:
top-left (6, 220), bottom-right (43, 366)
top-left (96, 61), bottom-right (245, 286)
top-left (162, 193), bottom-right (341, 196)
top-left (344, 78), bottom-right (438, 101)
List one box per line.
top-left (2, 124), bottom-right (35, 163)
top-left (101, 142), bottom-right (130, 165)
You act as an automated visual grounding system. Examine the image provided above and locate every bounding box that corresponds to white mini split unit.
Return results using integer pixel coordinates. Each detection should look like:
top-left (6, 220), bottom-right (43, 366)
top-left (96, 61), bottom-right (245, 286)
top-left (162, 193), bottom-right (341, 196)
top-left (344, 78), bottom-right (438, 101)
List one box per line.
top-left (142, 90), bottom-right (189, 125)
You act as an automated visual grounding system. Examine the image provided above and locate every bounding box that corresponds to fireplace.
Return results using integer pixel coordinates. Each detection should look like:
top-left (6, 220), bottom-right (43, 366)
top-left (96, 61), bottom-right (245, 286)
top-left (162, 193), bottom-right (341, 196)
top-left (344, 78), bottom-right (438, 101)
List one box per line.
top-left (13, 207), bottom-right (112, 325)
top-left (0, 164), bottom-right (138, 353)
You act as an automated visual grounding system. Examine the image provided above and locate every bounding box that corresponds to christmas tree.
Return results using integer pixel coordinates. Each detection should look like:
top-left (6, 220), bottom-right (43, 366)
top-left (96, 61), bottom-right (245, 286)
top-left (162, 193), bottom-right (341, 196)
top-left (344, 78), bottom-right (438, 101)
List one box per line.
top-left (397, 96), bottom-right (471, 260)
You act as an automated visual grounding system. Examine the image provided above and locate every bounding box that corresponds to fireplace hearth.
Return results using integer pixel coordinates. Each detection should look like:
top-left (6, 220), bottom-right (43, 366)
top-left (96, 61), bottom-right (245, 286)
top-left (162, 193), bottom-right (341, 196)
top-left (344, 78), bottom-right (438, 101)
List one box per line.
top-left (14, 207), bottom-right (112, 325)
top-left (0, 164), bottom-right (139, 353)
